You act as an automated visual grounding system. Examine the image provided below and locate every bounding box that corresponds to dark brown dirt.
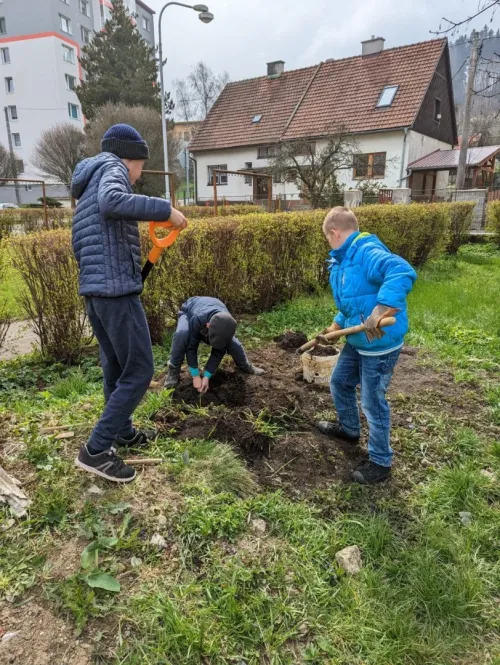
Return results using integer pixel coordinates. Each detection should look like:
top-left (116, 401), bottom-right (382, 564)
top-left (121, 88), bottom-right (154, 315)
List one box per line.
top-left (153, 341), bottom-right (487, 494)
top-left (274, 331), bottom-right (308, 350)
top-left (309, 345), bottom-right (339, 357)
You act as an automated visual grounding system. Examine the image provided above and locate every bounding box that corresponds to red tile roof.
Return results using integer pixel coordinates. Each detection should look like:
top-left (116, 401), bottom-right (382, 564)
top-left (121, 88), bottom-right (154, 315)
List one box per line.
top-left (190, 39), bottom-right (448, 152)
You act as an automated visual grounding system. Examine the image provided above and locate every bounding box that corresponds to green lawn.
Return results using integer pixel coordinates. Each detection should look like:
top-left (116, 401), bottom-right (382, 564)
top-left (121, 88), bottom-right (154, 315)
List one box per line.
top-left (0, 241), bottom-right (25, 319)
top-left (0, 245), bottom-right (499, 665)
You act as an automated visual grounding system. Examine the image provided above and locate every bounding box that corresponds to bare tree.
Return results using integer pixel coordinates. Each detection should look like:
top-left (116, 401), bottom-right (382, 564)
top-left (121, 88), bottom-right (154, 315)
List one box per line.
top-left (0, 142), bottom-right (20, 181)
top-left (268, 129), bottom-right (359, 208)
top-left (435, 1), bottom-right (499, 34)
top-left (174, 61), bottom-right (229, 121)
top-left (32, 124), bottom-right (85, 187)
top-left (85, 102), bottom-right (184, 197)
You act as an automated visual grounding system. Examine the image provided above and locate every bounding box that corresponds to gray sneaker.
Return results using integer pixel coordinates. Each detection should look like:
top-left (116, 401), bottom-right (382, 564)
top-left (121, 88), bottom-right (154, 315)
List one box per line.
top-left (238, 364), bottom-right (265, 376)
top-left (164, 365), bottom-right (181, 388)
top-left (75, 445), bottom-right (136, 483)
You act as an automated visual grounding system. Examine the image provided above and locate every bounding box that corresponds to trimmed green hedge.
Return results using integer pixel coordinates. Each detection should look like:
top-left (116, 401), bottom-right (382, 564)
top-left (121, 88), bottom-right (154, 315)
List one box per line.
top-left (486, 200), bottom-right (500, 247)
top-left (6, 202), bottom-right (465, 355)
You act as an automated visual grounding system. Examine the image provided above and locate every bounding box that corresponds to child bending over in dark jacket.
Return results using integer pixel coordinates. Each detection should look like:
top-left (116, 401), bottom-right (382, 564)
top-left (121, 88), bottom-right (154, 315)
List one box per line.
top-left (71, 124), bottom-right (187, 483)
top-left (164, 297), bottom-right (264, 393)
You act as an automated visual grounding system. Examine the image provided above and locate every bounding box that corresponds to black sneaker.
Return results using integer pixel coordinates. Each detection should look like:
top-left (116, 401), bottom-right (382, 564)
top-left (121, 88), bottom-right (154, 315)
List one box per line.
top-left (317, 421), bottom-right (360, 444)
top-left (352, 460), bottom-right (391, 484)
top-left (237, 364), bottom-right (265, 376)
top-left (164, 365), bottom-right (181, 388)
top-left (75, 445), bottom-right (136, 483)
top-left (115, 428), bottom-right (157, 450)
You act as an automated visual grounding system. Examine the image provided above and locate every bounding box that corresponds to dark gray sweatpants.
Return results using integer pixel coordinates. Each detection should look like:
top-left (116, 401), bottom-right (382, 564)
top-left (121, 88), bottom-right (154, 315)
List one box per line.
top-left (85, 295), bottom-right (154, 452)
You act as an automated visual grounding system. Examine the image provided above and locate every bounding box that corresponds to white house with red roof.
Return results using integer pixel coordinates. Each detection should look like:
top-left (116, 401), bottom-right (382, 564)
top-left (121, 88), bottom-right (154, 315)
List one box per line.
top-left (190, 37), bottom-right (458, 205)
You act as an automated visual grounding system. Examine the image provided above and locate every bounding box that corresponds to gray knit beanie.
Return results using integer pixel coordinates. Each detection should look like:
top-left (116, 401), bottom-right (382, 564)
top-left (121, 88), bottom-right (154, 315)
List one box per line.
top-left (209, 312), bottom-right (237, 350)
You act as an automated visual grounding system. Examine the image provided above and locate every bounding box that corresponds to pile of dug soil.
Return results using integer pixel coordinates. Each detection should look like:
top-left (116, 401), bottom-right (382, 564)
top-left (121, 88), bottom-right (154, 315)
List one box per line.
top-left (308, 345), bottom-right (339, 357)
top-left (154, 341), bottom-right (476, 494)
top-left (274, 330), bottom-right (308, 350)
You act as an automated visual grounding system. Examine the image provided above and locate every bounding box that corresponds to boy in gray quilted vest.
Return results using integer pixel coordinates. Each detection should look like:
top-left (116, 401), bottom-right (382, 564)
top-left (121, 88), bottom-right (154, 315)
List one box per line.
top-left (71, 124), bottom-right (187, 483)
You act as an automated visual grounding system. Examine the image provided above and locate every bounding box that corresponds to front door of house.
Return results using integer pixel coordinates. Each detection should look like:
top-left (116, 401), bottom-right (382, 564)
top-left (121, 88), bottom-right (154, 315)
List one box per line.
top-left (254, 176), bottom-right (269, 207)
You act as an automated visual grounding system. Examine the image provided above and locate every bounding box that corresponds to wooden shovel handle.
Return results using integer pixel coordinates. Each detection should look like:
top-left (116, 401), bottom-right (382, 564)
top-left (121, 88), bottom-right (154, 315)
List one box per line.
top-left (297, 317), bottom-right (397, 354)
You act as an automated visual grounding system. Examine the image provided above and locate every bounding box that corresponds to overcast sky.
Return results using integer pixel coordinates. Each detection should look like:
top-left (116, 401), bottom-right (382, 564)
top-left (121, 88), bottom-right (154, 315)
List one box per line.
top-left (145, 0), bottom-right (497, 97)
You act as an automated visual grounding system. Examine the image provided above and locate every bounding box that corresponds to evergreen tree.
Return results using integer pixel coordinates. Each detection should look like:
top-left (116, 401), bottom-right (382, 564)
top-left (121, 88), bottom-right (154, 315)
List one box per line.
top-left (77, 0), bottom-right (165, 120)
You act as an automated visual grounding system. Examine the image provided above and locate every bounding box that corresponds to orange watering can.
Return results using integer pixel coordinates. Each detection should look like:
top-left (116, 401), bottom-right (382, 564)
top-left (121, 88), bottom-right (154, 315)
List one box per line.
top-left (141, 221), bottom-right (181, 282)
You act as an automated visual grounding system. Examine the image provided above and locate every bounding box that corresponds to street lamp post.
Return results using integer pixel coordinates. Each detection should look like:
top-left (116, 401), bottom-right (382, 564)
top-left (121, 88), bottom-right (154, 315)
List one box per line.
top-left (158, 2), bottom-right (214, 199)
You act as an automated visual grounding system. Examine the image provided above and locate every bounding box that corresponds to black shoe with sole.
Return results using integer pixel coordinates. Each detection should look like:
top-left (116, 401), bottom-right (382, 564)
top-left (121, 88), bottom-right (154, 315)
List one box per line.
top-left (75, 445), bottom-right (136, 483)
top-left (352, 460), bottom-right (391, 484)
top-left (164, 365), bottom-right (181, 388)
top-left (115, 428), bottom-right (157, 450)
top-left (317, 421), bottom-right (360, 444)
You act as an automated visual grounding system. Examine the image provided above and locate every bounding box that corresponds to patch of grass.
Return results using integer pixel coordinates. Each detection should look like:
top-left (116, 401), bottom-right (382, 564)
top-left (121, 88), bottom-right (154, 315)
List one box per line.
top-left (181, 443), bottom-right (257, 497)
top-left (0, 241), bottom-right (25, 319)
top-left (50, 369), bottom-right (90, 399)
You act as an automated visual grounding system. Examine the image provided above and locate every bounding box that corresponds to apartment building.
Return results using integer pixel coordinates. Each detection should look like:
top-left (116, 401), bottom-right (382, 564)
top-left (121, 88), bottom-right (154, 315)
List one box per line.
top-left (0, 0), bottom-right (155, 200)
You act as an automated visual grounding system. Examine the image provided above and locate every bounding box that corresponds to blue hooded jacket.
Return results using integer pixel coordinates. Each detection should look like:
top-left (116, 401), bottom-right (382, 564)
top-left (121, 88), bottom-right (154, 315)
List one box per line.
top-left (71, 153), bottom-right (172, 298)
top-left (328, 232), bottom-right (417, 354)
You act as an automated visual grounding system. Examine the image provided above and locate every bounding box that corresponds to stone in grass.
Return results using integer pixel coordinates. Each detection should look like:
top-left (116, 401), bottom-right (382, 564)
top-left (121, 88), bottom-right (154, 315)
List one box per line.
top-left (87, 484), bottom-right (104, 496)
top-left (459, 511), bottom-right (472, 526)
top-left (480, 469), bottom-right (496, 481)
top-left (335, 545), bottom-right (363, 575)
top-left (250, 519), bottom-right (267, 537)
top-left (150, 533), bottom-right (168, 550)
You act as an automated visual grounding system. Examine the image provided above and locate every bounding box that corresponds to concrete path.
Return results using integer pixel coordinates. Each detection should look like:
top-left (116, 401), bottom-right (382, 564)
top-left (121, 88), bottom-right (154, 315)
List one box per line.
top-left (0, 321), bottom-right (39, 362)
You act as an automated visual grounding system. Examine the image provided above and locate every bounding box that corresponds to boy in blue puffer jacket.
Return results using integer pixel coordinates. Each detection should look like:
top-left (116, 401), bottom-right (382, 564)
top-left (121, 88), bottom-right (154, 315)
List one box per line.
top-left (71, 124), bottom-right (187, 483)
top-left (317, 207), bottom-right (416, 484)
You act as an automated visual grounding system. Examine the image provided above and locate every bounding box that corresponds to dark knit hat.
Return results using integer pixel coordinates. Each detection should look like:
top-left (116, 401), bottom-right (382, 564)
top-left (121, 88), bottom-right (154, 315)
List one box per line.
top-left (101, 124), bottom-right (150, 160)
top-left (209, 312), bottom-right (237, 350)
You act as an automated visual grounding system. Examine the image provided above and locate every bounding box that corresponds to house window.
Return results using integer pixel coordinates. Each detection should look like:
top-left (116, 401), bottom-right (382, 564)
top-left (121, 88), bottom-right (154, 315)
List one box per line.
top-left (207, 165), bottom-right (228, 185)
top-left (8, 105), bottom-right (17, 120)
top-left (0, 18), bottom-right (6, 35)
top-left (252, 114), bottom-right (262, 123)
top-left (68, 103), bottom-right (80, 119)
top-left (65, 74), bottom-right (77, 91)
top-left (81, 26), bottom-right (91, 43)
top-left (434, 98), bottom-right (442, 123)
top-left (80, 0), bottom-right (90, 16)
top-left (353, 152), bottom-right (386, 179)
top-left (376, 85), bottom-right (398, 108)
top-left (244, 162), bottom-right (252, 185)
top-left (1, 47), bottom-right (10, 64)
top-left (5, 76), bottom-right (13, 93)
top-left (62, 44), bottom-right (75, 63)
top-left (60, 15), bottom-right (71, 34)
top-left (142, 16), bottom-right (150, 31)
top-left (12, 133), bottom-right (21, 148)
top-left (183, 131), bottom-right (190, 141)
top-left (257, 145), bottom-right (278, 159)
top-left (16, 159), bottom-right (24, 174)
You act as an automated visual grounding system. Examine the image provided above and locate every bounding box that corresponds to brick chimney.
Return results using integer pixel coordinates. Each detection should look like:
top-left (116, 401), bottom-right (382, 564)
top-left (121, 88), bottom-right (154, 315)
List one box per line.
top-left (267, 60), bottom-right (285, 78)
top-left (362, 36), bottom-right (385, 56)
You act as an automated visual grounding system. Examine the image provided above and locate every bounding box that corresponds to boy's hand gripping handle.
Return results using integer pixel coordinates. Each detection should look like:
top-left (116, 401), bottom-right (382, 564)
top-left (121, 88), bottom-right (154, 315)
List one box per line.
top-left (141, 221), bottom-right (180, 283)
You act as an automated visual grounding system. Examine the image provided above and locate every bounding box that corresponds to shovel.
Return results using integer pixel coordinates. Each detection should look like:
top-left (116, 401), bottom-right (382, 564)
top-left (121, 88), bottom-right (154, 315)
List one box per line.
top-left (297, 315), bottom-right (397, 355)
top-left (141, 221), bottom-right (181, 283)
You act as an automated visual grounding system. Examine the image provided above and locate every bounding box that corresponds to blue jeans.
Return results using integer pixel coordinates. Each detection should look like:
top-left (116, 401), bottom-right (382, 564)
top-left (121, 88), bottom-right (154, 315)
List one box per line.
top-left (85, 295), bottom-right (154, 452)
top-left (169, 313), bottom-right (248, 369)
top-left (330, 343), bottom-right (401, 467)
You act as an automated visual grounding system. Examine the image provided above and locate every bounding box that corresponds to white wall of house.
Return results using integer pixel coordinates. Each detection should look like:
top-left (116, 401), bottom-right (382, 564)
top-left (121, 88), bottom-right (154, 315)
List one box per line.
top-left (193, 129), bottom-right (455, 202)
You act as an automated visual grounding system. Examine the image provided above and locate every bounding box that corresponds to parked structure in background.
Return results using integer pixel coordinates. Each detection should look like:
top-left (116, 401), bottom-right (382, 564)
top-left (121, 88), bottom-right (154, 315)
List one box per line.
top-left (172, 121), bottom-right (202, 148)
top-left (190, 37), bottom-right (458, 207)
top-left (0, 0), bottom-right (155, 203)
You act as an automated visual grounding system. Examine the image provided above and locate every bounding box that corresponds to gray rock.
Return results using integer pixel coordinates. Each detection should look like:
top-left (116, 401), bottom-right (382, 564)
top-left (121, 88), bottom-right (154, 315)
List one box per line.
top-left (87, 484), bottom-right (104, 496)
top-left (335, 545), bottom-right (363, 574)
top-left (459, 511), bottom-right (472, 526)
top-left (250, 519), bottom-right (267, 537)
top-left (150, 533), bottom-right (168, 550)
